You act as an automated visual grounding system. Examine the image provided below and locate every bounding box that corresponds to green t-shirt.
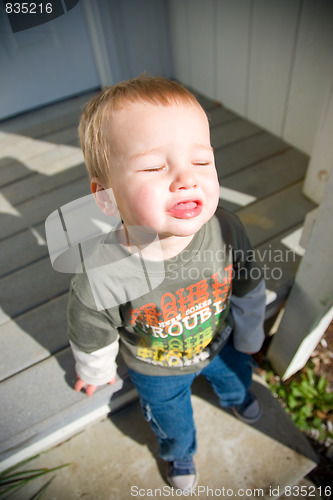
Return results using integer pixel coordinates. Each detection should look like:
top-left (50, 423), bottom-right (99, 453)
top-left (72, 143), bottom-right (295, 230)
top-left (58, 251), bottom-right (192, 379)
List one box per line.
top-left (67, 209), bottom-right (263, 376)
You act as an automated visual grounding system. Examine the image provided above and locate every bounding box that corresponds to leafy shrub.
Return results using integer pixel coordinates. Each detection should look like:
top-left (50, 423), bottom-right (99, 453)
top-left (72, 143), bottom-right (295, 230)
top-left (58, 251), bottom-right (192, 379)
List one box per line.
top-left (266, 365), bottom-right (333, 443)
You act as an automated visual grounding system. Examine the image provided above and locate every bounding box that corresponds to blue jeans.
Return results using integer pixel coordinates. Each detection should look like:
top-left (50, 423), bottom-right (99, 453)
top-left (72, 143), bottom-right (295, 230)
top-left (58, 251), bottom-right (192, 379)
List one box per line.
top-left (127, 338), bottom-right (254, 462)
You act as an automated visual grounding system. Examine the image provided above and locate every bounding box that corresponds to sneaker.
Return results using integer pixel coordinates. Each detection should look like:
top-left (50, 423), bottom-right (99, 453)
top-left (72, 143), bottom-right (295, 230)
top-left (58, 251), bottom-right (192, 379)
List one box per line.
top-left (231, 392), bottom-right (263, 424)
top-left (167, 459), bottom-right (198, 492)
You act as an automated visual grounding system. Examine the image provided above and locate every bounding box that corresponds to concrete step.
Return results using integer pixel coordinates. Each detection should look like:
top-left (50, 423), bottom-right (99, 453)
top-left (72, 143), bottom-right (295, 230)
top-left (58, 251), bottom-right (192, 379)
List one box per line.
top-left (0, 350), bottom-right (138, 470)
top-left (1, 374), bottom-right (318, 499)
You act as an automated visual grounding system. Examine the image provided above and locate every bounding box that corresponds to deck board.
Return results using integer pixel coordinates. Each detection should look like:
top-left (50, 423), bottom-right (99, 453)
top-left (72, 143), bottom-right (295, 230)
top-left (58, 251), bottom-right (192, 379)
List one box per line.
top-left (0, 258), bottom-right (71, 323)
top-left (0, 295), bottom-right (68, 381)
top-left (215, 132), bottom-right (290, 178)
top-left (0, 92), bottom-right (95, 136)
top-left (211, 119), bottom-right (262, 149)
top-left (190, 88), bottom-right (220, 111)
top-left (255, 226), bottom-right (303, 289)
top-left (0, 349), bottom-right (137, 465)
top-left (207, 105), bottom-right (239, 127)
top-left (0, 149), bottom-right (84, 187)
top-left (0, 125), bottom-right (80, 165)
top-left (2, 164), bottom-right (86, 207)
top-left (0, 159), bottom-right (35, 186)
top-left (0, 222), bottom-right (47, 277)
top-left (0, 346), bottom-right (135, 437)
top-left (219, 148), bottom-right (308, 199)
top-left (236, 182), bottom-right (316, 247)
top-left (1, 177), bottom-right (90, 240)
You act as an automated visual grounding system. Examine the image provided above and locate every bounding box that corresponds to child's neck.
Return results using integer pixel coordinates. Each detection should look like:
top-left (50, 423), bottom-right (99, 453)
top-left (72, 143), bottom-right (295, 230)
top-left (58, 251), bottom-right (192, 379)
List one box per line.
top-left (158, 233), bottom-right (195, 260)
top-left (118, 225), bottom-right (195, 261)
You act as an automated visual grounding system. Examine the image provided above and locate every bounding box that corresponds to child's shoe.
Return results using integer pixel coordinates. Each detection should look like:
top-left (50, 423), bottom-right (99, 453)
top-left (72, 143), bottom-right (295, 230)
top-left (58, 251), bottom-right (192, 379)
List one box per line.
top-left (167, 459), bottom-right (198, 491)
top-left (231, 392), bottom-right (262, 424)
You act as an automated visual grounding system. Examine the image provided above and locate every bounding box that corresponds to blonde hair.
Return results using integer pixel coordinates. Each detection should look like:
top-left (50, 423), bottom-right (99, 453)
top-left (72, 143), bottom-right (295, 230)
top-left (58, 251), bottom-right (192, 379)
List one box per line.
top-left (78, 75), bottom-right (203, 183)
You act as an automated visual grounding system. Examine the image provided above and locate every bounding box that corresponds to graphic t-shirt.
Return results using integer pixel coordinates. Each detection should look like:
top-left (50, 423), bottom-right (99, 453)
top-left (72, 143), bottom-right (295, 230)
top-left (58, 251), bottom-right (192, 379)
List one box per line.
top-left (67, 209), bottom-right (263, 376)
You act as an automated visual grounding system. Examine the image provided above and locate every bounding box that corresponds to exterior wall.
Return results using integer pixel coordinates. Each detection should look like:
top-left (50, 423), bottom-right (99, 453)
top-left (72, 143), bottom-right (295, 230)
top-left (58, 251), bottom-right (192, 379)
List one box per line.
top-left (96, 0), bottom-right (173, 83)
top-left (0, 1), bottom-right (100, 120)
top-left (168, 0), bottom-right (333, 155)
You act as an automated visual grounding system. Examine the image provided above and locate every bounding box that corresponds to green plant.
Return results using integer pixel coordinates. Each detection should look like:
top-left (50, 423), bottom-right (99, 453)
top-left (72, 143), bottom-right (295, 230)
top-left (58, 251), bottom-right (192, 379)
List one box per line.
top-left (0, 454), bottom-right (69, 499)
top-left (266, 365), bottom-right (333, 442)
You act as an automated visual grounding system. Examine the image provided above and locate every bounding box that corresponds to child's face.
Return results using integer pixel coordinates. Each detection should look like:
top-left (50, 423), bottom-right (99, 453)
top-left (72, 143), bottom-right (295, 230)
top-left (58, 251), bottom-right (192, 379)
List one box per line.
top-left (105, 102), bottom-right (220, 240)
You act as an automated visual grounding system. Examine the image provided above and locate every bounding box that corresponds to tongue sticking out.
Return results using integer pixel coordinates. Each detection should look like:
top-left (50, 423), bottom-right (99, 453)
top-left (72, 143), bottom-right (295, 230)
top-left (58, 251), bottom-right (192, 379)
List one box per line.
top-left (177, 201), bottom-right (197, 210)
top-left (168, 201), bottom-right (202, 219)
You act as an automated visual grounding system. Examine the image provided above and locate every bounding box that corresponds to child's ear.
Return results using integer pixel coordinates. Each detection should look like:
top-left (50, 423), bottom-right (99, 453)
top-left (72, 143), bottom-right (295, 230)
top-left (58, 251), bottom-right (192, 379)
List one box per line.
top-left (91, 178), bottom-right (118, 216)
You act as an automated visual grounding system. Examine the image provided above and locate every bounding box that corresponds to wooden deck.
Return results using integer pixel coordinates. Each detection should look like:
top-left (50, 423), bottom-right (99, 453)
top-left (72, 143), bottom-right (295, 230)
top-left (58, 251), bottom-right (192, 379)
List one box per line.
top-left (0, 90), bottom-right (316, 467)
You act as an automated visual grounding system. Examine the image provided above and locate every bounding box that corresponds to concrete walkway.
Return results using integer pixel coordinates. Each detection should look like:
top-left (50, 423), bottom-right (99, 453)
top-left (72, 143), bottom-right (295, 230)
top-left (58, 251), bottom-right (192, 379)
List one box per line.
top-left (6, 375), bottom-right (319, 500)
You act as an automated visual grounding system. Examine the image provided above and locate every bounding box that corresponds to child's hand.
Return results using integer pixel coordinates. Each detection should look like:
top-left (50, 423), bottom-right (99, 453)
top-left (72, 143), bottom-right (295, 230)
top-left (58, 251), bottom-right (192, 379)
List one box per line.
top-left (74, 376), bottom-right (116, 396)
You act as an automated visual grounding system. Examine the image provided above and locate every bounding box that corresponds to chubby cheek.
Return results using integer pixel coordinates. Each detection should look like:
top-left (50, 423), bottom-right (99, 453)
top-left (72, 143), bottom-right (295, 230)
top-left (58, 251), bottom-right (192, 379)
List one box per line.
top-left (126, 183), bottom-right (163, 226)
top-left (205, 174), bottom-right (220, 208)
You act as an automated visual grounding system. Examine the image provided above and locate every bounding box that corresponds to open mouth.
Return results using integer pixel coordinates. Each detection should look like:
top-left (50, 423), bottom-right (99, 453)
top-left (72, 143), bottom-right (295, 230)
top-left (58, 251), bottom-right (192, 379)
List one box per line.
top-left (167, 200), bottom-right (203, 219)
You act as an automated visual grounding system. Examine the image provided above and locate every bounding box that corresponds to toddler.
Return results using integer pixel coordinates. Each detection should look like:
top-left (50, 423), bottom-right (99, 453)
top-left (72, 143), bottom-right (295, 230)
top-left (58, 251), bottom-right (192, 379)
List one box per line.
top-left (67, 76), bottom-right (266, 491)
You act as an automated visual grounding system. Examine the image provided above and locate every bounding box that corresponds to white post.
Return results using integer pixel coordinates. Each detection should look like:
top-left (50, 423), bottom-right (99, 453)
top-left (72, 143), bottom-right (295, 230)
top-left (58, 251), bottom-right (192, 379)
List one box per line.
top-left (267, 154), bottom-right (333, 380)
top-left (303, 78), bottom-right (333, 204)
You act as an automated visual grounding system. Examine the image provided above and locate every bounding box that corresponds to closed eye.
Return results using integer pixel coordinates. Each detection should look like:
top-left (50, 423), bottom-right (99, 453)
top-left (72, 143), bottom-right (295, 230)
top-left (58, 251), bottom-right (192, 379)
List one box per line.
top-left (141, 166), bottom-right (166, 173)
top-left (193, 161), bottom-right (210, 166)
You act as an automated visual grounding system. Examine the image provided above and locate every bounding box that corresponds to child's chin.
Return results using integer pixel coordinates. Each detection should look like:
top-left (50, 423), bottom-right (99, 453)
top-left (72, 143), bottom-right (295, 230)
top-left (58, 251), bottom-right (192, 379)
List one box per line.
top-left (170, 219), bottom-right (206, 237)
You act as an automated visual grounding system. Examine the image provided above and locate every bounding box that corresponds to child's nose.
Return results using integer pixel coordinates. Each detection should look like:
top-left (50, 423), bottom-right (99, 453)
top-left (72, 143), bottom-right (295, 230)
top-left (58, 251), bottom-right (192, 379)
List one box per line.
top-left (170, 169), bottom-right (198, 192)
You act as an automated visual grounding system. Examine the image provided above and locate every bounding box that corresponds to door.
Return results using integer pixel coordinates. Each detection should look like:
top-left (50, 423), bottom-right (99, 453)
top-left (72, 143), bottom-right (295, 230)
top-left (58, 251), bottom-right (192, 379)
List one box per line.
top-left (0, 1), bottom-right (100, 120)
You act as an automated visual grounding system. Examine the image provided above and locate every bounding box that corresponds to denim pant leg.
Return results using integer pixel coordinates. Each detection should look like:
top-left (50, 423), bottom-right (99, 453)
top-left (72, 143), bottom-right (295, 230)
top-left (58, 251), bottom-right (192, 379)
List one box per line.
top-left (201, 338), bottom-right (254, 407)
top-left (127, 367), bottom-right (197, 462)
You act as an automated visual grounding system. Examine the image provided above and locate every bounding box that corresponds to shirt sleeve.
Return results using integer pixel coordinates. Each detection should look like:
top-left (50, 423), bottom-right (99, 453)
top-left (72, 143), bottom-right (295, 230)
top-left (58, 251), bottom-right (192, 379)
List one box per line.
top-left (67, 275), bottom-right (120, 353)
top-left (217, 209), bottom-right (266, 352)
top-left (217, 208), bottom-right (264, 298)
top-left (231, 220), bottom-right (264, 297)
top-left (67, 274), bottom-right (121, 385)
top-left (70, 339), bottom-right (119, 386)
top-left (231, 279), bottom-right (266, 353)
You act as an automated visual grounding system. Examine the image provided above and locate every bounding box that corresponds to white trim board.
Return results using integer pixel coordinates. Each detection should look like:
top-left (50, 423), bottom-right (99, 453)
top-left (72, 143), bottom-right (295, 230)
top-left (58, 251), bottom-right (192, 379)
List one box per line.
top-left (219, 186), bottom-right (257, 207)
